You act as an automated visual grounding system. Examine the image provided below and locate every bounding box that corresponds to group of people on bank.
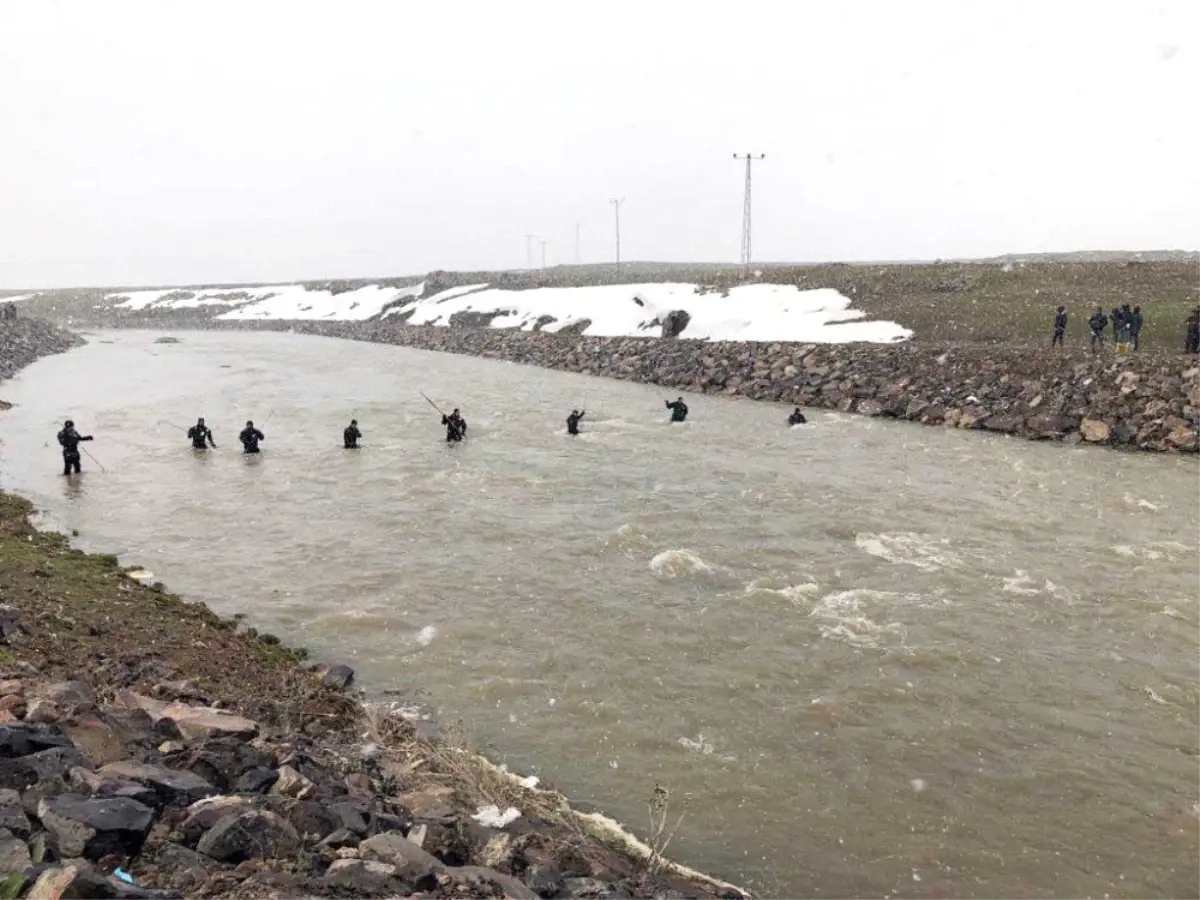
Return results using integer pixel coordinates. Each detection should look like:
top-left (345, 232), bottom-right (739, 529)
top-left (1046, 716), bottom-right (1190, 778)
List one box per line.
top-left (54, 397), bottom-right (808, 475)
top-left (1050, 303), bottom-right (1145, 353)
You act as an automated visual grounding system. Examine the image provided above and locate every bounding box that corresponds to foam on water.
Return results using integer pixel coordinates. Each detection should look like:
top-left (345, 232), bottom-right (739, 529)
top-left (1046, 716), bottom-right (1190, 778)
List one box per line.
top-left (415, 625), bottom-right (438, 647)
top-left (650, 549), bottom-right (714, 577)
top-left (745, 577), bottom-right (821, 604)
top-left (809, 588), bottom-right (913, 650)
top-left (854, 532), bottom-right (963, 571)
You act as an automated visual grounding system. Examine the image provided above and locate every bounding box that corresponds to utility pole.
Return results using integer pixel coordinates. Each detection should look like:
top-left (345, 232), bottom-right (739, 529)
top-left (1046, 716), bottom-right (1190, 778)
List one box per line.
top-left (540, 238), bottom-right (548, 269)
top-left (524, 234), bottom-right (536, 270)
top-left (608, 198), bottom-right (624, 272)
top-left (574, 223), bottom-right (581, 265)
top-left (733, 153), bottom-right (765, 275)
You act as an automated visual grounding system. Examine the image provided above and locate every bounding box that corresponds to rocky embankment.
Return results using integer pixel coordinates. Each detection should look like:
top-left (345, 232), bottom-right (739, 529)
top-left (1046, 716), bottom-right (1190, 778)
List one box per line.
top-left (0, 330), bottom-right (749, 899)
top-left (230, 320), bottom-right (1200, 453)
top-left (0, 320), bottom-right (81, 383)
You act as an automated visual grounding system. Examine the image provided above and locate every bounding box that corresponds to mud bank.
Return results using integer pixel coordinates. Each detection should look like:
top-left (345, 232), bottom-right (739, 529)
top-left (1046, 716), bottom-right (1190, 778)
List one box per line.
top-left (210, 319), bottom-right (1199, 453)
top-left (0, 333), bottom-right (749, 899)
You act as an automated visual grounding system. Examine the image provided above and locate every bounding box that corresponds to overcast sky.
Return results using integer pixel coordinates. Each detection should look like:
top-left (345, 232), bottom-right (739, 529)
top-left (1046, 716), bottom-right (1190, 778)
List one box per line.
top-left (1, 1), bottom-right (1196, 288)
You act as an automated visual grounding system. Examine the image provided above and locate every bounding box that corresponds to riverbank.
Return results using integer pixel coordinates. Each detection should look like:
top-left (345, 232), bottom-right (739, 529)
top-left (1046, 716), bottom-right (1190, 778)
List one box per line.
top-left (0, 326), bottom-right (750, 899)
top-left (182, 319), bottom-right (1200, 453)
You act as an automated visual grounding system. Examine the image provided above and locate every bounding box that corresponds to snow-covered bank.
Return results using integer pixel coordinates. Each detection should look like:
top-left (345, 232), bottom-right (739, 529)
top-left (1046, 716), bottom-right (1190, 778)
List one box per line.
top-left (110, 283), bottom-right (424, 321)
top-left (401, 282), bottom-right (911, 343)
top-left (103, 280), bottom-right (911, 343)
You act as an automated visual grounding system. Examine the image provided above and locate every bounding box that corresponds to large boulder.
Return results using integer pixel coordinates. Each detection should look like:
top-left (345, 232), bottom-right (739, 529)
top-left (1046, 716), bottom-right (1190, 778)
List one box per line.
top-left (660, 309), bottom-right (691, 339)
top-left (97, 761), bottom-right (215, 807)
top-left (359, 830), bottom-right (443, 888)
top-left (196, 809), bottom-right (300, 862)
top-left (1080, 418), bottom-right (1112, 443)
top-left (37, 793), bottom-right (155, 859)
top-left (112, 691), bottom-right (258, 743)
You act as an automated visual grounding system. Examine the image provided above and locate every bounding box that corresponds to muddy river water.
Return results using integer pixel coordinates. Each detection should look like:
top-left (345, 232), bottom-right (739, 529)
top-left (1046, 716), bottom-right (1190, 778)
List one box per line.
top-left (1, 330), bottom-right (1197, 898)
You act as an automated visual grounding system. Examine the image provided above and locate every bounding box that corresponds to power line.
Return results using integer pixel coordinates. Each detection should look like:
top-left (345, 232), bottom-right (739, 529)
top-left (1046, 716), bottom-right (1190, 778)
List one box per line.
top-left (540, 238), bottom-right (548, 269)
top-left (733, 153), bottom-right (765, 275)
top-left (524, 234), bottom-right (536, 270)
top-left (608, 198), bottom-right (624, 272)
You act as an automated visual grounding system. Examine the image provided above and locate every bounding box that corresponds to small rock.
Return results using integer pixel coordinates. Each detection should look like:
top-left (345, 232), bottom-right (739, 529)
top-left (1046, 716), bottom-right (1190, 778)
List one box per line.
top-left (157, 740), bottom-right (185, 755)
top-left (319, 664), bottom-right (354, 691)
top-left (65, 766), bottom-right (155, 805)
top-left (152, 680), bottom-right (208, 703)
top-left (98, 760), bottom-right (215, 806)
top-left (1080, 418), bottom-right (1111, 443)
top-left (344, 772), bottom-right (372, 798)
top-left (32, 681), bottom-right (96, 714)
top-left (0, 680), bottom-right (23, 697)
top-left (564, 876), bottom-right (635, 898)
top-left (269, 764), bottom-right (314, 800)
top-left (322, 858), bottom-right (399, 892)
top-left (360, 830), bottom-right (444, 885)
top-left (448, 865), bottom-right (540, 899)
top-left (0, 826), bottom-right (33, 872)
top-left (398, 785), bottom-right (456, 820)
top-left (317, 827), bottom-right (360, 849)
top-left (24, 699), bottom-right (61, 725)
top-left (0, 746), bottom-right (82, 791)
top-left (196, 809), bottom-right (300, 863)
top-left (38, 793), bottom-right (155, 860)
top-left (328, 801), bottom-right (370, 835)
top-left (0, 722), bottom-right (71, 757)
top-left (0, 788), bottom-right (31, 838)
top-left (60, 715), bottom-right (132, 766)
top-left (234, 767), bottom-right (278, 794)
top-left (26, 862), bottom-right (108, 900)
top-left (178, 795), bottom-right (254, 845)
top-left (112, 691), bottom-right (258, 742)
top-left (406, 822), bottom-right (428, 848)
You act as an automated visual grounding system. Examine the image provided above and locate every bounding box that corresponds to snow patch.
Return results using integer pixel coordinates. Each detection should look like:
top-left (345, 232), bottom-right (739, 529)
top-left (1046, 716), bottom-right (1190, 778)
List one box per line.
top-left (105, 279), bottom-right (910, 343)
top-left (405, 282), bottom-right (910, 343)
top-left (108, 283), bottom-right (424, 321)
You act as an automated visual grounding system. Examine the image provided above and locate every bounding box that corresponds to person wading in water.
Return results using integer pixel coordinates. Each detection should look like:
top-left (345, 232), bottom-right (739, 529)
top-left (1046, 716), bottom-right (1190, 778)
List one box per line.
top-left (239, 420), bottom-right (265, 454)
top-left (57, 420), bottom-right (94, 475)
top-left (187, 417), bottom-right (217, 450)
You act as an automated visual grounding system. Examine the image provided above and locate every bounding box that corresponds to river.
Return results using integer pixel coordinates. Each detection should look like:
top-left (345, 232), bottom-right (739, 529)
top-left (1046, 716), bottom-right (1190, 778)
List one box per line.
top-left (1, 329), bottom-right (1197, 898)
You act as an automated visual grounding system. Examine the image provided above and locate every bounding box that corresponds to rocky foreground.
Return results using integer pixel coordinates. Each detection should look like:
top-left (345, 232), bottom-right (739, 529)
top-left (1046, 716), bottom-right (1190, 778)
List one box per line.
top-left (0, 327), bottom-right (749, 899)
top-left (0, 492), bottom-right (748, 900)
top-left (210, 320), bottom-right (1200, 453)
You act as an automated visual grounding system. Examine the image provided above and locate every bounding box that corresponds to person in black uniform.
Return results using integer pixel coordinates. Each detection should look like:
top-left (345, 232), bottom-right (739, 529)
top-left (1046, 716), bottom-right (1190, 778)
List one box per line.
top-left (343, 419), bottom-right (362, 449)
top-left (239, 420), bottom-right (265, 454)
top-left (566, 409), bottom-right (585, 435)
top-left (441, 409), bottom-right (467, 442)
top-left (1052, 306), bottom-right (1068, 347)
top-left (187, 417), bottom-right (217, 450)
top-left (787, 407), bottom-right (807, 426)
top-left (665, 397), bottom-right (688, 423)
top-left (57, 420), bottom-right (94, 475)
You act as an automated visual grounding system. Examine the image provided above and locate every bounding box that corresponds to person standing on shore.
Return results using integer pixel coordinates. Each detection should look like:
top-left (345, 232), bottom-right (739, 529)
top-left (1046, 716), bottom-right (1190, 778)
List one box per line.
top-left (239, 420), bottom-right (265, 454)
top-left (665, 397), bottom-right (689, 423)
top-left (187, 417), bottom-right (216, 450)
top-left (1115, 305), bottom-right (1133, 356)
top-left (1089, 307), bottom-right (1108, 352)
top-left (343, 419), bottom-right (362, 449)
top-left (1052, 306), bottom-right (1068, 347)
top-left (1186, 309), bottom-right (1200, 354)
top-left (1131, 306), bottom-right (1144, 351)
top-left (57, 420), bottom-right (94, 476)
top-left (566, 409), bottom-right (585, 435)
